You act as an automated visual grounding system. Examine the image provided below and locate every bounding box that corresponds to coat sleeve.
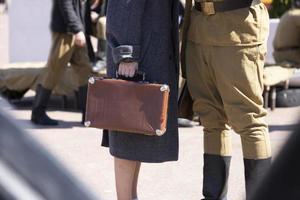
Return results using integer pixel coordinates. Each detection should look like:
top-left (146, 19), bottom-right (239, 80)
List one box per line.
top-left (106, 0), bottom-right (147, 64)
top-left (58, 0), bottom-right (84, 34)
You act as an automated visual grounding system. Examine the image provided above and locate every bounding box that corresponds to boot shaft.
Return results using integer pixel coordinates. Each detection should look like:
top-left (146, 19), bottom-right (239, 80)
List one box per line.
top-left (31, 84), bottom-right (58, 126)
top-left (32, 85), bottom-right (52, 111)
top-left (202, 154), bottom-right (231, 200)
top-left (244, 158), bottom-right (271, 200)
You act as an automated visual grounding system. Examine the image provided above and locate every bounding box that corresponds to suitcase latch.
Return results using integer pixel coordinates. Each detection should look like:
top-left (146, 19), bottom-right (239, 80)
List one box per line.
top-left (89, 77), bottom-right (95, 84)
top-left (84, 121), bottom-right (91, 127)
top-left (160, 85), bottom-right (170, 92)
top-left (156, 128), bottom-right (166, 136)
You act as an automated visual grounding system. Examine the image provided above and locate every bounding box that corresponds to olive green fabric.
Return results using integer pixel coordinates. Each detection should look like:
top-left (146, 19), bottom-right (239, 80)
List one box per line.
top-left (0, 67), bottom-right (41, 91)
top-left (184, 3), bottom-right (272, 159)
top-left (187, 3), bottom-right (269, 46)
top-left (0, 63), bottom-right (89, 96)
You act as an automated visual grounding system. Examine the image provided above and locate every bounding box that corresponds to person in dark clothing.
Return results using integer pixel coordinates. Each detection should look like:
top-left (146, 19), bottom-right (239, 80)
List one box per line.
top-left (31, 0), bottom-right (92, 125)
top-left (102, 0), bottom-right (179, 199)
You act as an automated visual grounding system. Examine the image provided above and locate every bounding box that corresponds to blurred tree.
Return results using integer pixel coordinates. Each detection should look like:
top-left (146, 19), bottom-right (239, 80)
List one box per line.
top-left (268, 0), bottom-right (293, 18)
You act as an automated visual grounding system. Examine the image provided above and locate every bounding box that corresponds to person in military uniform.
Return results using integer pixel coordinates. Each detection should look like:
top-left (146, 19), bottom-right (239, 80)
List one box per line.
top-left (273, 0), bottom-right (300, 66)
top-left (31, 0), bottom-right (92, 125)
top-left (181, 0), bottom-right (272, 199)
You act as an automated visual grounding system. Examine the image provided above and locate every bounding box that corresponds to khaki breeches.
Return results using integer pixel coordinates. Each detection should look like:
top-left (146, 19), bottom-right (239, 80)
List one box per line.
top-left (42, 32), bottom-right (92, 90)
top-left (186, 41), bottom-right (272, 159)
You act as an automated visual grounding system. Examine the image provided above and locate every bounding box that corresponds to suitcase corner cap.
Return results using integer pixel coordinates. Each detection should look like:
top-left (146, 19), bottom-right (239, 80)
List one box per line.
top-left (88, 77), bottom-right (95, 84)
top-left (84, 121), bottom-right (91, 127)
top-left (155, 128), bottom-right (166, 136)
top-left (160, 85), bottom-right (170, 92)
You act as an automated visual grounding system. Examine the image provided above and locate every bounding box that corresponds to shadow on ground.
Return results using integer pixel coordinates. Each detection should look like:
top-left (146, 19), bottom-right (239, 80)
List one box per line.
top-left (269, 124), bottom-right (299, 132)
top-left (8, 95), bottom-right (79, 111)
top-left (4, 95), bottom-right (84, 129)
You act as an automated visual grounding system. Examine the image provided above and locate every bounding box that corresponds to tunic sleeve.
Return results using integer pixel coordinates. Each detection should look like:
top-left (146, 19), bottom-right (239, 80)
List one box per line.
top-left (58, 0), bottom-right (84, 34)
top-left (106, 0), bottom-right (147, 64)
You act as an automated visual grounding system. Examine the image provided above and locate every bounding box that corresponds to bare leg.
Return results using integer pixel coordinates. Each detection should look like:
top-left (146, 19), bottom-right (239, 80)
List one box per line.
top-left (132, 162), bottom-right (141, 199)
top-left (114, 157), bottom-right (138, 200)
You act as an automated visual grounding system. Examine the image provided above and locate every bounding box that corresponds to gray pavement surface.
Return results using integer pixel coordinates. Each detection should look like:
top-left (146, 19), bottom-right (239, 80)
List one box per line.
top-left (3, 92), bottom-right (300, 200)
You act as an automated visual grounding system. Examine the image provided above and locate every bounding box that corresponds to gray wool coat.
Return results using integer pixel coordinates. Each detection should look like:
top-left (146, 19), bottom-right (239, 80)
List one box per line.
top-left (102, 0), bottom-right (179, 163)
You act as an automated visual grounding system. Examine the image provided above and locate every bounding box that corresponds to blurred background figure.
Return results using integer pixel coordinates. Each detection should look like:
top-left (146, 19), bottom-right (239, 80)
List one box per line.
top-left (86, 0), bottom-right (107, 73)
top-left (273, 0), bottom-right (300, 66)
top-left (31, 0), bottom-right (92, 126)
top-left (0, 0), bottom-right (9, 13)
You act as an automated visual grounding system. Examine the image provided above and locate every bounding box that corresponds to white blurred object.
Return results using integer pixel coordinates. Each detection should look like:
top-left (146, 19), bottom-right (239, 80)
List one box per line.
top-left (266, 18), bottom-right (280, 64)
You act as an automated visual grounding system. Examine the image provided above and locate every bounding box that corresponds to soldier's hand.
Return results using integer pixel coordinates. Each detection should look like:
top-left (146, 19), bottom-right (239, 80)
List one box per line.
top-left (118, 62), bottom-right (138, 77)
top-left (74, 31), bottom-right (86, 47)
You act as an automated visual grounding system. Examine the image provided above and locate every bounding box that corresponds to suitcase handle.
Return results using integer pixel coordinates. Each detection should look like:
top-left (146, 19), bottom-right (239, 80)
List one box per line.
top-left (115, 70), bottom-right (146, 82)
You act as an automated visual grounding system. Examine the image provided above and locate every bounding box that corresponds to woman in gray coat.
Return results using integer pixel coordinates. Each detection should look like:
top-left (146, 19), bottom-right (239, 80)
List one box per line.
top-left (103, 0), bottom-right (179, 199)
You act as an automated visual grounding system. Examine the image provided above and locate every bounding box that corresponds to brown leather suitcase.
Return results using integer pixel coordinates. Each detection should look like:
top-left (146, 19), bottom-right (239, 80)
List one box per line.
top-left (84, 77), bottom-right (170, 136)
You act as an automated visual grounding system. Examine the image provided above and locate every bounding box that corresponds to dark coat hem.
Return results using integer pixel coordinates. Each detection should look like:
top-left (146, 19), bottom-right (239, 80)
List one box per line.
top-left (109, 149), bottom-right (179, 163)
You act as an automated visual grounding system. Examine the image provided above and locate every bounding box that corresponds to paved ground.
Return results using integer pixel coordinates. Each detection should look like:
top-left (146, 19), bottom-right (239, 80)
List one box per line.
top-left (4, 92), bottom-right (300, 200)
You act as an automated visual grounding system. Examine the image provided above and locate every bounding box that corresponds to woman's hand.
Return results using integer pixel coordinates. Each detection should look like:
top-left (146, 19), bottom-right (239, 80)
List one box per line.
top-left (118, 62), bottom-right (138, 78)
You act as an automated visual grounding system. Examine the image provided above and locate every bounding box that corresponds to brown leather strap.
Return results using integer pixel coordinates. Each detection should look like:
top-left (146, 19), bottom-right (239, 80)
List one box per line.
top-left (194, 0), bottom-right (261, 13)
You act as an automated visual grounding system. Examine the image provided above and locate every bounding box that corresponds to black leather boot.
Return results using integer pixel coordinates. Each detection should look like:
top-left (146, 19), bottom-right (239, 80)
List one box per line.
top-left (31, 85), bottom-right (58, 125)
top-left (202, 154), bottom-right (231, 200)
top-left (77, 85), bottom-right (88, 124)
top-left (244, 158), bottom-right (271, 200)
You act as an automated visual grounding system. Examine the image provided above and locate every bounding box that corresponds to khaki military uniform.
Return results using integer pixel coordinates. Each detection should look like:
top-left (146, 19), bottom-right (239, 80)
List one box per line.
top-left (42, 32), bottom-right (92, 90)
top-left (182, 2), bottom-right (272, 198)
top-left (273, 9), bottom-right (300, 65)
top-left (182, 2), bottom-right (271, 159)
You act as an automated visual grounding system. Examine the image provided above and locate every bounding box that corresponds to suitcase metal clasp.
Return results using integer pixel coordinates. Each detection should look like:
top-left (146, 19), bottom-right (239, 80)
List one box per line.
top-left (156, 128), bottom-right (166, 136)
top-left (89, 77), bottom-right (95, 84)
top-left (160, 85), bottom-right (170, 92)
top-left (84, 121), bottom-right (91, 127)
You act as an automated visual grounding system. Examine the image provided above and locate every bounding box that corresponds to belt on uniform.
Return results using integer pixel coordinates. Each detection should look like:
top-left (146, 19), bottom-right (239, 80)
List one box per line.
top-left (194, 0), bottom-right (261, 15)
